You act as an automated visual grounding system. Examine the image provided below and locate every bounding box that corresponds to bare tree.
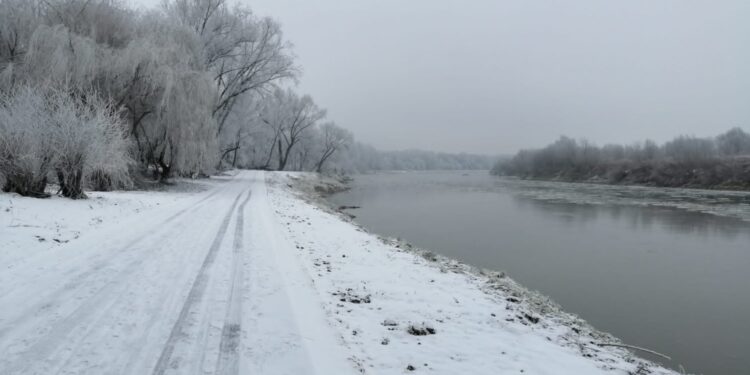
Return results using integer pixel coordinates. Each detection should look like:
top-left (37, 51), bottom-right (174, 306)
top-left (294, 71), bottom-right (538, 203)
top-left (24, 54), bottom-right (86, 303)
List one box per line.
top-left (314, 122), bottom-right (352, 173)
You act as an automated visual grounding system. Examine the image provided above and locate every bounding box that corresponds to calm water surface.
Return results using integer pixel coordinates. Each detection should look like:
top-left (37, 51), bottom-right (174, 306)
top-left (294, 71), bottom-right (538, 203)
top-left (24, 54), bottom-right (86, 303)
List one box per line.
top-left (328, 170), bottom-right (750, 375)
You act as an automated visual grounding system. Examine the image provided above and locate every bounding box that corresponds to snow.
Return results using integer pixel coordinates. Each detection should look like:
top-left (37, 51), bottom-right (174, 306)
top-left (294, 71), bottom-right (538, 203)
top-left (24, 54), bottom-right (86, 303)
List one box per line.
top-left (0, 170), bottom-right (679, 374)
top-left (0, 177), bottom-right (216, 267)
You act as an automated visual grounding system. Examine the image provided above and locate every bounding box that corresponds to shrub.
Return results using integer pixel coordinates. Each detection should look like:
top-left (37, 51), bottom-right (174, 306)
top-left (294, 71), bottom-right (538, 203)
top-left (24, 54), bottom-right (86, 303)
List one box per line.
top-left (0, 86), bottom-right (132, 199)
top-left (0, 88), bottom-right (55, 197)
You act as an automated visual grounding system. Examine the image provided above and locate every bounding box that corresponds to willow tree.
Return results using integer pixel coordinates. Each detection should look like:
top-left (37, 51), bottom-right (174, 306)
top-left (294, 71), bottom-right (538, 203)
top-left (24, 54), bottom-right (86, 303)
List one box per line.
top-left (21, 24), bottom-right (101, 90)
top-left (106, 13), bottom-right (218, 180)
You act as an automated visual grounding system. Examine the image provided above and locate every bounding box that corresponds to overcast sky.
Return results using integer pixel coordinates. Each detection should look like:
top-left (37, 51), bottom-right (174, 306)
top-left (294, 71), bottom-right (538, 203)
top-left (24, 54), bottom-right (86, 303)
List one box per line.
top-left (134, 0), bottom-right (749, 154)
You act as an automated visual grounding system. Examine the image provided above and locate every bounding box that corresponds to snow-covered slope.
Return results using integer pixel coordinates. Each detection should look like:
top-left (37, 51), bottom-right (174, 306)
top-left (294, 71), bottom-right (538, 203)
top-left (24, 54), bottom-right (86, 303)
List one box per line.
top-left (0, 171), bottom-right (679, 374)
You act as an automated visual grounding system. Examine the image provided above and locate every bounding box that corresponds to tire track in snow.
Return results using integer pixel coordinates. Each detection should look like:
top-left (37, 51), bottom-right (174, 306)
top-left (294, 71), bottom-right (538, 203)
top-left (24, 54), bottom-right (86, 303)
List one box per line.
top-left (152, 189), bottom-right (247, 375)
top-left (215, 190), bottom-right (252, 375)
top-left (0, 185), bottom-right (234, 374)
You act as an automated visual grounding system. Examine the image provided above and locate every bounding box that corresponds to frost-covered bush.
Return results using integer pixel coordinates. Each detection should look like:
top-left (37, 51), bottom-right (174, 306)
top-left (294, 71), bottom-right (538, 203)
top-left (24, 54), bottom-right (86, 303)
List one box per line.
top-left (0, 86), bottom-right (131, 199)
top-left (47, 90), bottom-right (132, 198)
top-left (0, 88), bottom-right (56, 197)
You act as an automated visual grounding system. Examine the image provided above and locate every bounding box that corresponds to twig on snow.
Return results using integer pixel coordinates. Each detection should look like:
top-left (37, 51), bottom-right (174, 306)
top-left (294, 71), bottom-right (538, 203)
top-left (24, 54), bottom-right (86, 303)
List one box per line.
top-left (595, 342), bottom-right (672, 361)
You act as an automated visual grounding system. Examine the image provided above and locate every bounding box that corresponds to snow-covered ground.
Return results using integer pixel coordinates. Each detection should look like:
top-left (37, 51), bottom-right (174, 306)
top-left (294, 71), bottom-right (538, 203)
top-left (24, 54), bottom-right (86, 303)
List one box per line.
top-left (0, 171), bottom-right (679, 374)
top-left (0, 177), bottom-right (217, 268)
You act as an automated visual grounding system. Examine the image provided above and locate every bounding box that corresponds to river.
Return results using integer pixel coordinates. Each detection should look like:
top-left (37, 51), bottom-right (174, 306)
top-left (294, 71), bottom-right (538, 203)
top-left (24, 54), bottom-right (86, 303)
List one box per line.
top-left (327, 170), bottom-right (750, 375)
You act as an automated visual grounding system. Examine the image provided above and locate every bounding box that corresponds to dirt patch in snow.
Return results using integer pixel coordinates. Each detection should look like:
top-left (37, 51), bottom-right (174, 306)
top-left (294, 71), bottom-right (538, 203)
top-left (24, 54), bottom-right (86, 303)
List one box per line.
top-left (333, 289), bottom-right (372, 304)
top-left (281, 172), bottom-right (351, 198)
top-left (407, 323), bottom-right (436, 336)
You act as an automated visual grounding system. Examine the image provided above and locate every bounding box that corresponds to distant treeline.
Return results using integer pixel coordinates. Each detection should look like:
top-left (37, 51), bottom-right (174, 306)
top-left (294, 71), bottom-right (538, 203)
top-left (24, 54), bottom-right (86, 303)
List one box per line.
top-left (492, 128), bottom-right (750, 190)
top-left (331, 142), bottom-right (496, 173)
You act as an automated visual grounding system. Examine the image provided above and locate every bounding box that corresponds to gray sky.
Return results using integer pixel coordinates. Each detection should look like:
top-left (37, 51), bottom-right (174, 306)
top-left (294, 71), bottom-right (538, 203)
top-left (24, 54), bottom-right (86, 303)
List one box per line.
top-left (135, 0), bottom-right (750, 154)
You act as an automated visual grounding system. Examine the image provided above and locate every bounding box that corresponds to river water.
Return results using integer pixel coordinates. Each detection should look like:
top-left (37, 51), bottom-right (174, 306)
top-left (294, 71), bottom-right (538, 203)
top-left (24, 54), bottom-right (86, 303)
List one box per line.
top-left (327, 170), bottom-right (750, 375)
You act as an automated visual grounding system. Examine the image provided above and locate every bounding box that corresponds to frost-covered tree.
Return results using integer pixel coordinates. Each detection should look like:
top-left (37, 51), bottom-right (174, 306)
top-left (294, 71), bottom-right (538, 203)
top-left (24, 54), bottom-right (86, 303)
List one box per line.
top-left (313, 122), bottom-right (352, 173)
top-left (716, 127), bottom-right (750, 156)
top-left (215, 92), bottom-right (265, 168)
top-left (260, 88), bottom-right (325, 171)
top-left (165, 0), bottom-right (297, 134)
top-left (34, 0), bottom-right (135, 49)
top-left (663, 136), bottom-right (717, 163)
top-left (0, 0), bottom-right (42, 84)
top-left (104, 12), bottom-right (218, 179)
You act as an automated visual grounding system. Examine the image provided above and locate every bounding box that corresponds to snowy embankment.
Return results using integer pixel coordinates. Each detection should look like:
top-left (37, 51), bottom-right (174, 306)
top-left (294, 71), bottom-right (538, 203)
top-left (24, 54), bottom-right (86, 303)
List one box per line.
top-left (271, 172), bottom-right (679, 375)
top-left (0, 170), bottom-right (679, 375)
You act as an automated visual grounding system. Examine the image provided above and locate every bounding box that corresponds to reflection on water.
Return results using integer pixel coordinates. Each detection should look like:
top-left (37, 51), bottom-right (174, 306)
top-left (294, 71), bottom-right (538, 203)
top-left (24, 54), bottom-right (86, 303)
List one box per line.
top-left (328, 171), bottom-right (750, 375)
top-left (512, 196), bottom-right (748, 239)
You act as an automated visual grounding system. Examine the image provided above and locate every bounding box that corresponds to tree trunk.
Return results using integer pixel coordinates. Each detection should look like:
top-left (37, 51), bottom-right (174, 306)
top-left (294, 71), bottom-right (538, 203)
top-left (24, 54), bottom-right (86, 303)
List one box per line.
top-left (315, 149), bottom-right (335, 173)
top-left (2, 171), bottom-right (49, 198)
top-left (157, 159), bottom-right (172, 182)
top-left (90, 170), bottom-right (113, 191)
top-left (277, 139), bottom-right (287, 171)
top-left (57, 167), bottom-right (86, 199)
top-left (262, 135), bottom-right (278, 170)
top-left (219, 147), bottom-right (236, 168)
top-left (155, 141), bottom-right (172, 182)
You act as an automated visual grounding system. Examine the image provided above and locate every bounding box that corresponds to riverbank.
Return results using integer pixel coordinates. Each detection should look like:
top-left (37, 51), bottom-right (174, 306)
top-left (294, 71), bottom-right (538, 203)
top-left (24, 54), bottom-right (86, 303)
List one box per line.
top-left (499, 173), bottom-right (750, 193)
top-left (278, 172), bottom-right (680, 374)
top-left (493, 157), bottom-right (750, 192)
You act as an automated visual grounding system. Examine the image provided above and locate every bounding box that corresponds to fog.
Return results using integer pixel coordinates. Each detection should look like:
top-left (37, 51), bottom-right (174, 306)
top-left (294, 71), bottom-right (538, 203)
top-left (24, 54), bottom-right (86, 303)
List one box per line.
top-left (2, 2), bottom-right (750, 374)
top-left (132, 0), bottom-right (749, 154)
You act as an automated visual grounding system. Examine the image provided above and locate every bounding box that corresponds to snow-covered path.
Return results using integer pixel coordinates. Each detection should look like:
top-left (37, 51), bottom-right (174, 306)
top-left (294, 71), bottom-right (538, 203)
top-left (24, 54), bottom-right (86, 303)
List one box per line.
top-left (0, 171), bottom-right (350, 375)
